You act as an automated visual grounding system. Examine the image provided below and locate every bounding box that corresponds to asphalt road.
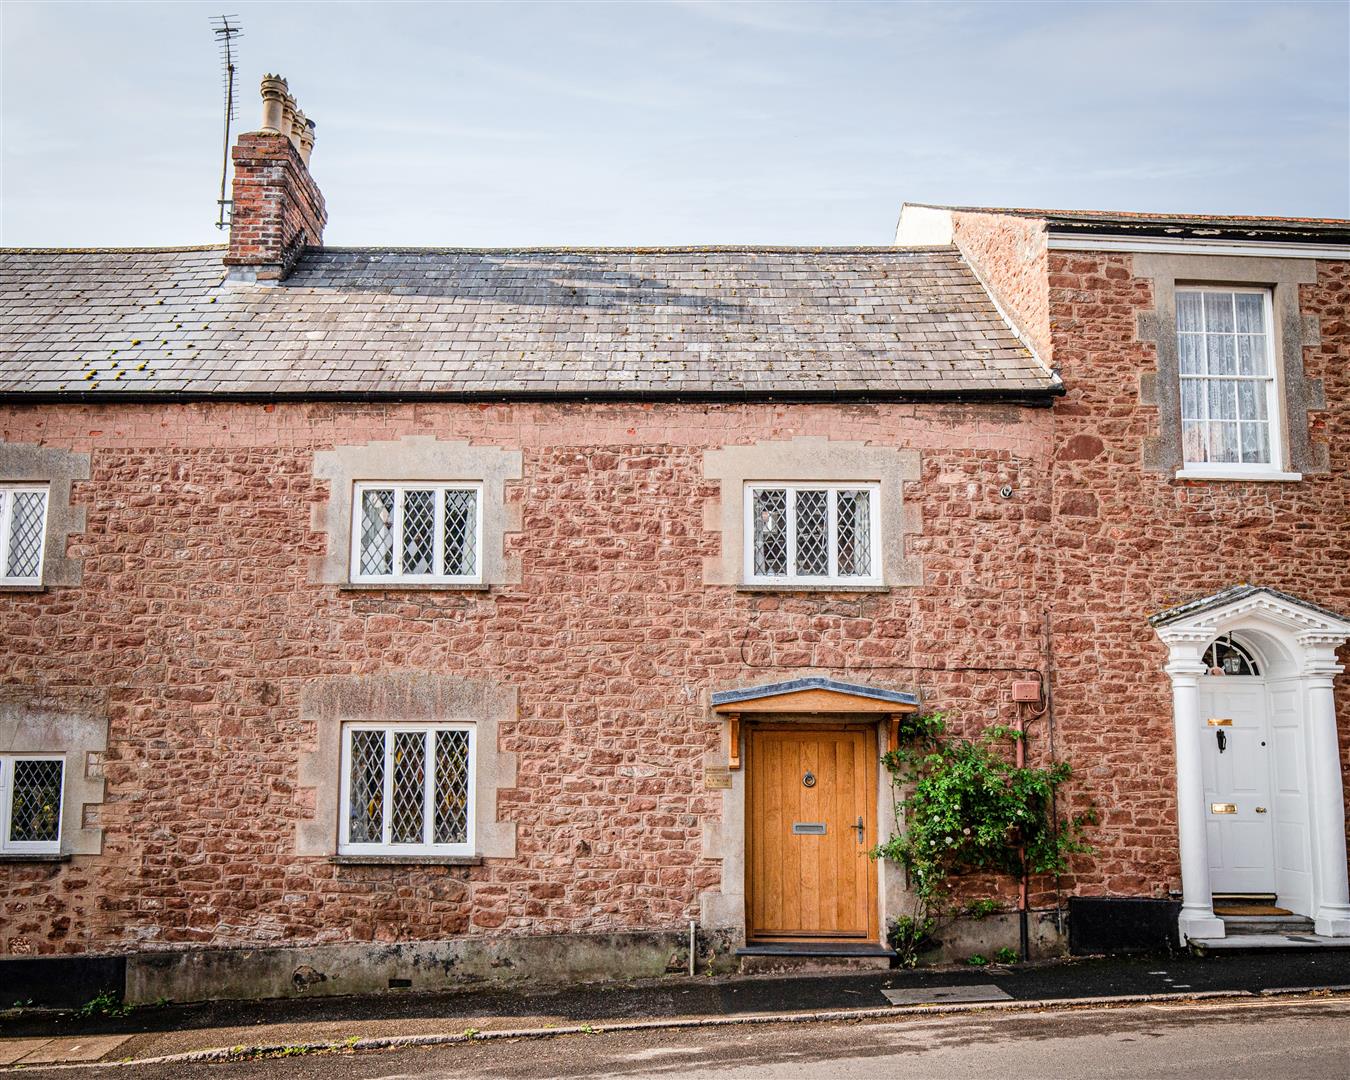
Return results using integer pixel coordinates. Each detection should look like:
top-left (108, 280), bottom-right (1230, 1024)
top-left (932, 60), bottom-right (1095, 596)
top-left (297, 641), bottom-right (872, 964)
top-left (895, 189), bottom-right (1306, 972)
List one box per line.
top-left (13, 996), bottom-right (1349, 1079)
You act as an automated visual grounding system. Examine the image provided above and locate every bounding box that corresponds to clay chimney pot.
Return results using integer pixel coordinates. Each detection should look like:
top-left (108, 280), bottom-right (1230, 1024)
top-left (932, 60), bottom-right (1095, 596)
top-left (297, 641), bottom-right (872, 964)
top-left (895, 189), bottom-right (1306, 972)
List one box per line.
top-left (298, 118), bottom-right (317, 166)
top-left (259, 74), bottom-right (289, 133)
top-left (281, 93), bottom-right (300, 147)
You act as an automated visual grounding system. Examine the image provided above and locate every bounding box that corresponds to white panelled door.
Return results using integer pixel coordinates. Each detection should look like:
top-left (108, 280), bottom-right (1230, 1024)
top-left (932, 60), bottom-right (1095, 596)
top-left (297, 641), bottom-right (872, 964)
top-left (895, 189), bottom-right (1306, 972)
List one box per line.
top-left (1267, 681), bottom-right (1314, 916)
top-left (1199, 678), bottom-right (1275, 895)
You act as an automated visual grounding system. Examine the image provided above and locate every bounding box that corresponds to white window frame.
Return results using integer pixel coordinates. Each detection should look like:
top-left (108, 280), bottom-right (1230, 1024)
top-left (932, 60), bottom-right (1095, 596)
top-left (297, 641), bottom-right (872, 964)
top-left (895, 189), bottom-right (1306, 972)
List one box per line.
top-left (338, 722), bottom-right (476, 858)
top-left (1175, 287), bottom-right (1291, 480)
top-left (349, 481), bottom-right (484, 585)
top-left (743, 482), bottom-right (883, 586)
top-left (0, 484), bottom-right (50, 586)
top-left (0, 754), bottom-right (64, 855)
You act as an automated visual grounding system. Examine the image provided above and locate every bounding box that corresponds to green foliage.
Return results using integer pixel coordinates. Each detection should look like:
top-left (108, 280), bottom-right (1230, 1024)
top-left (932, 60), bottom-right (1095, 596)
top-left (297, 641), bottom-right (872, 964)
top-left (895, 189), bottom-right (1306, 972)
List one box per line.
top-left (76, 990), bottom-right (131, 1019)
top-left (872, 713), bottom-right (1094, 906)
top-left (966, 953), bottom-right (989, 967)
top-left (993, 946), bottom-right (1019, 965)
top-left (964, 898), bottom-right (1001, 920)
top-left (886, 914), bottom-right (937, 968)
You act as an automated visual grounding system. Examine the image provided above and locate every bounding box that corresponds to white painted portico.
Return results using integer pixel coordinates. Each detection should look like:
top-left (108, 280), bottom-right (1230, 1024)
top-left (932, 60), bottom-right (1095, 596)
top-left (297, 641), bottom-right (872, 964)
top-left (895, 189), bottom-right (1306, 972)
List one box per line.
top-left (1151, 586), bottom-right (1350, 942)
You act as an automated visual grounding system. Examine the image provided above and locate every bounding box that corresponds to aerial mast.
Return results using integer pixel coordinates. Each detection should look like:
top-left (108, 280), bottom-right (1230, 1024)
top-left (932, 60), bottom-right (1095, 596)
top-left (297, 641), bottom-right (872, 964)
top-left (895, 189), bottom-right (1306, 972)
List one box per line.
top-left (210, 15), bottom-right (243, 230)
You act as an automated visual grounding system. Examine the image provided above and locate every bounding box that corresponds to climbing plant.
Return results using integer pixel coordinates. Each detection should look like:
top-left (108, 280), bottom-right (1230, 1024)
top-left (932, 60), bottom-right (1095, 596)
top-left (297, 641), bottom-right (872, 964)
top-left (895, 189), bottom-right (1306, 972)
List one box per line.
top-left (872, 712), bottom-right (1094, 965)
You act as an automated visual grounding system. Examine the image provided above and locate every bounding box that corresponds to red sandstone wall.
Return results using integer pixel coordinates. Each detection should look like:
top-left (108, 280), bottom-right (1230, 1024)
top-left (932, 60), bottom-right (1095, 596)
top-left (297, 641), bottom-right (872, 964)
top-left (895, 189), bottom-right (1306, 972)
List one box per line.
top-left (0, 402), bottom-right (1055, 955)
top-left (1043, 252), bottom-right (1350, 899)
top-left (950, 211), bottom-right (1053, 363)
top-left (3, 252), bottom-right (1345, 958)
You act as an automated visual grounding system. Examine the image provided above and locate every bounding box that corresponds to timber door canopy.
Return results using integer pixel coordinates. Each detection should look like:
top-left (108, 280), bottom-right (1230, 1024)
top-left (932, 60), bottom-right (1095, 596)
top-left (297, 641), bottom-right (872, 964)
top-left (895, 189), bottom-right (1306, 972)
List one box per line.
top-left (713, 679), bottom-right (919, 767)
top-left (712, 677), bottom-right (919, 716)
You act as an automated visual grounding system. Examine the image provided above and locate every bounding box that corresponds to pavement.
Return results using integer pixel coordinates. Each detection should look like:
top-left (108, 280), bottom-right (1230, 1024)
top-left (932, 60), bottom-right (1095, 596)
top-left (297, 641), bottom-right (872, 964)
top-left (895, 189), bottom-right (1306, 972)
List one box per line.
top-left (2, 950), bottom-right (1350, 1070)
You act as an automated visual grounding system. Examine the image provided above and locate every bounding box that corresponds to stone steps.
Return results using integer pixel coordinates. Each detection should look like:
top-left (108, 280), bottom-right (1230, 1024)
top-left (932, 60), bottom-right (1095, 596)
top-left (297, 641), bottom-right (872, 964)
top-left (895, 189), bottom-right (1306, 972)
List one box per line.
top-left (735, 942), bottom-right (895, 974)
top-left (1222, 915), bottom-right (1316, 936)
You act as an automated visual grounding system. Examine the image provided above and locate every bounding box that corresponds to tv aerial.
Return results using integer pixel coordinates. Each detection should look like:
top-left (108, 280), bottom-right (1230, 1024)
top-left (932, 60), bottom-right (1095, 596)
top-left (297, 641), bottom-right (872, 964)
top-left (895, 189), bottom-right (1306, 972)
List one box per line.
top-left (211, 15), bottom-right (243, 230)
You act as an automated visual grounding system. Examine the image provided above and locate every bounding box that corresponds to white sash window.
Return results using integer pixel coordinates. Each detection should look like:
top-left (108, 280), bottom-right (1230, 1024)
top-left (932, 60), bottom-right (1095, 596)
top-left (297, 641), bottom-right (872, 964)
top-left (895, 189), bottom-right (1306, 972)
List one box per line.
top-left (744, 483), bottom-right (881, 585)
top-left (1176, 288), bottom-right (1281, 474)
top-left (0, 485), bottom-right (49, 585)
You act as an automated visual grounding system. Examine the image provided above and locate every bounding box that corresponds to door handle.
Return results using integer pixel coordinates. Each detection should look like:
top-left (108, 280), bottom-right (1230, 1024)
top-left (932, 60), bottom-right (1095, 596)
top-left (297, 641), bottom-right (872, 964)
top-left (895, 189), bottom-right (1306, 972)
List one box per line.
top-left (1255, 807), bottom-right (1267, 814)
top-left (854, 816), bottom-right (865, 844)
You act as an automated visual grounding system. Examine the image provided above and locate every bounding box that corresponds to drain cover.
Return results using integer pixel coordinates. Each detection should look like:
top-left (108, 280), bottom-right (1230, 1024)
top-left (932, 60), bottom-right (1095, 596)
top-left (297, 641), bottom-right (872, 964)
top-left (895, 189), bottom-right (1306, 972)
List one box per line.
top-left (883, 984), bottom-right (1012, 1005)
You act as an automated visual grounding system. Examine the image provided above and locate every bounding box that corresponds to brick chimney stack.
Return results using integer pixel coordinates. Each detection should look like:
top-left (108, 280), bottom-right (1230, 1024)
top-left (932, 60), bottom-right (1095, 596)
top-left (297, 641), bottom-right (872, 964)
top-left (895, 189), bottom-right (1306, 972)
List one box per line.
top-left (224, 75), bottom-right (327, 284)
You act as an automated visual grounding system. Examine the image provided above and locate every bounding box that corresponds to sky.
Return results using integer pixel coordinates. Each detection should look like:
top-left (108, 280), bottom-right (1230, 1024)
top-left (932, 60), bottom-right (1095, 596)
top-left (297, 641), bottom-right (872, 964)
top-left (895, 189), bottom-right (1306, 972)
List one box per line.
top-left (2, 0), bottom-right (1347, 248)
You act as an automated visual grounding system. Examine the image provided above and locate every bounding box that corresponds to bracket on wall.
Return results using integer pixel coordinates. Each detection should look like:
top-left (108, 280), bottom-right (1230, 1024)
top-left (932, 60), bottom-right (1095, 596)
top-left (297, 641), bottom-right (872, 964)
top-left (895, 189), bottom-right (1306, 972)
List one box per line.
top-left (888, 713), bottom-right (905, 754)
top-left (727, 713), bottom-right (741, 771)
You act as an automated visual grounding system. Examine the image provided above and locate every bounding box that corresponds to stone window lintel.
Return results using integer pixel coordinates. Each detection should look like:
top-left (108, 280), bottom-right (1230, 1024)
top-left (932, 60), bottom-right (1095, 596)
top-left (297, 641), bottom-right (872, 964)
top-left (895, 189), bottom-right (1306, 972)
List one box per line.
top-left (1133, 254), bottom-right (1326, 475)
top-left (702, 436), bottom-right (921, 588)
top-left (0, 442), bottom-right (90, 588)
top-left (311, 436), bottom-right (522, 587)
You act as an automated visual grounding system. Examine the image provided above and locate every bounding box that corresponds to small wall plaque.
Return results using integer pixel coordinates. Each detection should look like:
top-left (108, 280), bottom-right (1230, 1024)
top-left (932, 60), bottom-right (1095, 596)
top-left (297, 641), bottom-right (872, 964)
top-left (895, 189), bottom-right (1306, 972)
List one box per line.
top-left (704, 766), bottom-right (733, 790)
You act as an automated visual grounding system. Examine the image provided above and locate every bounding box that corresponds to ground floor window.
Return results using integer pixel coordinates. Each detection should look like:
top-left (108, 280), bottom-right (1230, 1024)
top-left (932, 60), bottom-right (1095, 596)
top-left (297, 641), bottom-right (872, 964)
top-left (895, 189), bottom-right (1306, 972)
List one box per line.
top-left (0, 754), bottom-right (64, 854)
top-left (339, 723), bottom-right (474, 856)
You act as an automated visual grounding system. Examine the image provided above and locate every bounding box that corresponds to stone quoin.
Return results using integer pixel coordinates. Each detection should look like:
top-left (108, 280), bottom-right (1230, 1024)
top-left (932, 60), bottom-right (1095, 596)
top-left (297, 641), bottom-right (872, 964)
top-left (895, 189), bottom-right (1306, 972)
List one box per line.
top-left (1, 78), bottom-right (1348, 1004)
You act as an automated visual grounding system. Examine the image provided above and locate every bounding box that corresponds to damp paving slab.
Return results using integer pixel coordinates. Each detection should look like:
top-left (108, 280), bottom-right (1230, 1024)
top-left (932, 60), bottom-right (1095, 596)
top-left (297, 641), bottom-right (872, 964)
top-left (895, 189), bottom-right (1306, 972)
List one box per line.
top-left (882, 984), bottom-right (1013, 1005)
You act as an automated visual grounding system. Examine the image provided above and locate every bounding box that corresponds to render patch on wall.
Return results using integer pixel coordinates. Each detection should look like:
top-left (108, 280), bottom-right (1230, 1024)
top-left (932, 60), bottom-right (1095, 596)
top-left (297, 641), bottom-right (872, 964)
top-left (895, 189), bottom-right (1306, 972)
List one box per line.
top-left (295, 672), bottom-right (518, 860)
top-left (0, 687), bottom-right (108, 857)
top-left (0, 441), bottom-right (90, 589)
top-left (1133, 254), bottom-right (1327, 475)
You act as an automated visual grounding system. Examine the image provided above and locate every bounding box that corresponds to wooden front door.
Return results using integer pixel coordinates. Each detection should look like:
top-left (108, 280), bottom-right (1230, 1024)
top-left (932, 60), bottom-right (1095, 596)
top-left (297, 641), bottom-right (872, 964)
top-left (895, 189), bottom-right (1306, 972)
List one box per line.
top-left (747, 723), bottom-right (878, 941)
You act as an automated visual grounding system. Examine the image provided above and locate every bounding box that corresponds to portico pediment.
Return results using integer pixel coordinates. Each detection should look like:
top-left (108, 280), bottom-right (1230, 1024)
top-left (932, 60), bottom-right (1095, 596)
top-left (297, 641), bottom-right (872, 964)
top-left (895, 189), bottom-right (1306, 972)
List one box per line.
top-left (1149, 584), bottom-right (1350, 644)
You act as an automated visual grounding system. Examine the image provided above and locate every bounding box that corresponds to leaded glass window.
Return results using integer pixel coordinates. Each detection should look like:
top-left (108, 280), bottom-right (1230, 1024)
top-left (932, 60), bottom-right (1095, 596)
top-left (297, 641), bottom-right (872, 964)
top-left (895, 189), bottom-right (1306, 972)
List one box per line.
top-left (1176, 289), bottom-right (1280, 471)
top-left (0, 755), bottom-right (64, 854)
top-left (351, 483), bottom-right (482, 583)
top-left (0, 486), bottom-right (50, 584)
top-left (339, 724), bottom-right (475, 856)
top-left (745, 483), bottom-right (881, 585)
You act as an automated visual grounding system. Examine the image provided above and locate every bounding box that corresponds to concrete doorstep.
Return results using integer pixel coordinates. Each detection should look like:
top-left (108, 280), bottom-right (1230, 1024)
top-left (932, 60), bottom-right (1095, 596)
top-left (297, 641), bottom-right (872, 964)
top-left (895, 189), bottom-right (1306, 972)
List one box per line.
top-left (2, 985), bottom-right (1349, 1070)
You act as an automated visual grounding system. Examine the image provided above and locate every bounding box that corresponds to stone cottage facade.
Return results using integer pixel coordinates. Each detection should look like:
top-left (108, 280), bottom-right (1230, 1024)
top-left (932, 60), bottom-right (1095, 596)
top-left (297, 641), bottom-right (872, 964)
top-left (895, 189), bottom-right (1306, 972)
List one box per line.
top-left (1, 81), bottom-right (1348, 1002)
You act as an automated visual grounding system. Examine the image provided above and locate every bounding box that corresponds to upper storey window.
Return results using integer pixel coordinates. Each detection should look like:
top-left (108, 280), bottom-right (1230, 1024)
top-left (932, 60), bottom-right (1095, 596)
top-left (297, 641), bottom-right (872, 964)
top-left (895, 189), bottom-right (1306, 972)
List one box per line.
top-left (351, 482), bottom-right (482, 584)
top-left (1176, 288), bottom-right (1281, 474)
top-left (0, 485), bottom-right (49, 585)
top-left (745, 483), bottom-right (881, 586)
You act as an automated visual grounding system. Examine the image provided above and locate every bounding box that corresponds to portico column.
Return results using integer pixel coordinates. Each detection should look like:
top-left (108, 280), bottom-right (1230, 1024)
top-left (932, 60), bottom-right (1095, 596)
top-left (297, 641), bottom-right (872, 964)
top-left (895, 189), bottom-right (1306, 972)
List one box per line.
top-left (1165, 649), bottom-right (1225, 941)
top-left (1301, 635), bottom-right (1350, 937)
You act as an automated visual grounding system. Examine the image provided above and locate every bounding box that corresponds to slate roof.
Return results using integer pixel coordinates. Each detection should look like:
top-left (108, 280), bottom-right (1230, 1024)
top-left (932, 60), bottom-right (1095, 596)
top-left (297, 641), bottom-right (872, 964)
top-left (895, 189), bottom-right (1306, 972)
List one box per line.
top-left (711, 677), bottom-right (919, 708)
top-left (908, 203), bottom-right (1350, 244)
top-left (0, 245), bottom-right (1057, 400)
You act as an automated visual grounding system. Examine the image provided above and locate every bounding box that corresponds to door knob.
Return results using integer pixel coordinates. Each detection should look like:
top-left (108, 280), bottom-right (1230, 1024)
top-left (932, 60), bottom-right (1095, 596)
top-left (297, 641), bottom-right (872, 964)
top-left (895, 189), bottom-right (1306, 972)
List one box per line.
top-left (1255, 807), bottom-right (1267, 814)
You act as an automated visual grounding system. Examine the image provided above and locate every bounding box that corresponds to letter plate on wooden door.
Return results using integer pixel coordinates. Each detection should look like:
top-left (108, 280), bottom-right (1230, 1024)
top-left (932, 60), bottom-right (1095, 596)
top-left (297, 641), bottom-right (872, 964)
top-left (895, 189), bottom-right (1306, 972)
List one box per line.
top-left (793, 822), bottom-right (827, 835)
top-left (1210, 803), bottom-right (1236, 814)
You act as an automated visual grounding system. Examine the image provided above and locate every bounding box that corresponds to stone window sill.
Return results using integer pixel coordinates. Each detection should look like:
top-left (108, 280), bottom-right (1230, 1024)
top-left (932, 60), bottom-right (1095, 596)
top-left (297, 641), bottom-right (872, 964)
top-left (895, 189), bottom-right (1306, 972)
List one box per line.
top-left (737, 583), bottom-right (890, 594)
top-left (0, 584), bottom-right (47, 593)
top-left (0, 853), bottom-right (70, 863)
top-left (338, 582), bottom-right (492, 593)
top-left (330, 855), bottom-right (483, 867)
top-left (1175, 469), bottom-right (1303, 483)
